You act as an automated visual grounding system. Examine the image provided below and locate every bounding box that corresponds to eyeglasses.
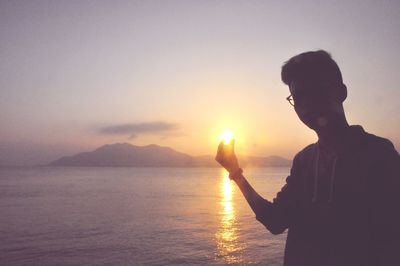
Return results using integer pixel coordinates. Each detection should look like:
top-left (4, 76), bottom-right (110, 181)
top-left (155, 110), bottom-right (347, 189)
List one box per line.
top-left (286, 83), bottom-right (339, 107)
top-left (286, 94), bottom-right (295, 106)
top-left (286, 91), bottom-right (331, 107)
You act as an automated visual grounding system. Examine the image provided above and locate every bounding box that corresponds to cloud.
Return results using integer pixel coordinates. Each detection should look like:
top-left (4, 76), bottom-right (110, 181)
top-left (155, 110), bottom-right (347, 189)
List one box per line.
top-left (128, 133), bottom-right (138, 140)
top-left (99, 121), bottom-right (180, 138)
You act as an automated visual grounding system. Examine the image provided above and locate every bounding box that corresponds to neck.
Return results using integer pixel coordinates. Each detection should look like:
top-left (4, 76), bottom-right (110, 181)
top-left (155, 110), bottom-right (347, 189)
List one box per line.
top-left (316, 117), bottom-right (350, 151)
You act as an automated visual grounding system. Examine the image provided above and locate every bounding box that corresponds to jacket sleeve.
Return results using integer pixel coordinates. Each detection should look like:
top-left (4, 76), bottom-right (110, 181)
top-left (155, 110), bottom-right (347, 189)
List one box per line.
top-left (255, 153), bottom-right (302, 235)
top-left (369, 141), bottom-right (400, 265)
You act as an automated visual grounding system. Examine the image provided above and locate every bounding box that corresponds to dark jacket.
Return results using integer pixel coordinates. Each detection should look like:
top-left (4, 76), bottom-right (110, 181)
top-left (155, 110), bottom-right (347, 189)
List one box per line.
top-left (256, 125), bottom-right (400, 266)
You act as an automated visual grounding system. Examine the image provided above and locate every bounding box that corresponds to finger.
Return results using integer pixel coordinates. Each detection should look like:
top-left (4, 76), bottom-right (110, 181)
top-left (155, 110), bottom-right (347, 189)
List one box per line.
top-left (218, 140), bottom-right (224, 148)
top-left (230, 139), bottom-right (235, 148)
top-left (216, 142), bottom-right (224, 157)
top-left (218, 141), bottom-right (227, 152)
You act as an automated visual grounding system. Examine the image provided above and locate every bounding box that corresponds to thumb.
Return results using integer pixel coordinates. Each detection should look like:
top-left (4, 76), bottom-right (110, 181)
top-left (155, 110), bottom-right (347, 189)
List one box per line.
top-left (230, 138), bottom-right (235, 149)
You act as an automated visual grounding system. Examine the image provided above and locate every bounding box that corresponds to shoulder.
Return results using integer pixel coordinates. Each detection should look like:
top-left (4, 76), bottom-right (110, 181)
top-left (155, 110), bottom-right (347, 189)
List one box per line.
top-left (359, 131), bottom-right (399, 177)
top-left (362, 131), bottom-right (399, 158)
top-left (361, 132), bottom-right (400, 195)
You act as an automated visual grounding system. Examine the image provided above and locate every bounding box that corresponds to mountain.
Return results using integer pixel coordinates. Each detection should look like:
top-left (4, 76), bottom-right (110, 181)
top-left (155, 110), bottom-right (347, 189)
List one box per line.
top-left (49, 143), bottom-right (292, 167)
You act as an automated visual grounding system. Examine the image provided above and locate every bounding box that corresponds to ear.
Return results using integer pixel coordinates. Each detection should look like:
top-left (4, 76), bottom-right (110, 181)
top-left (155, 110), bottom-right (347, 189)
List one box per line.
top-left (338, 83), bottom-right (347, 102)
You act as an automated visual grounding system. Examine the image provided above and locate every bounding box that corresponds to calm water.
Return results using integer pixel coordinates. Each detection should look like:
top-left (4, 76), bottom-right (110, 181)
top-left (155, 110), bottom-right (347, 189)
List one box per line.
top-left (0, 167), bottom-right (289, 265)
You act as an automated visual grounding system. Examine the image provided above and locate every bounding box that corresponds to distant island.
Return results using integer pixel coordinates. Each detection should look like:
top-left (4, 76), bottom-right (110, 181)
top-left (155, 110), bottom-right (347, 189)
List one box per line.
top-left (49, 143), bottom-right (292, 167)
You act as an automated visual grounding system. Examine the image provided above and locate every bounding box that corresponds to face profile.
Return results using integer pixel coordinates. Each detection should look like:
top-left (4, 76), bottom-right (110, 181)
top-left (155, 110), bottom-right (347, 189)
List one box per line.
top-left (281, 50), bottom-right (349, 133)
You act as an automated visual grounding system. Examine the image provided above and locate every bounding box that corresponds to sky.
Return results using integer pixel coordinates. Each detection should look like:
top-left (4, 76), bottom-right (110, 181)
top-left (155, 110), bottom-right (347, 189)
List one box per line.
top-left (1, 0), bottom-right (399, 165)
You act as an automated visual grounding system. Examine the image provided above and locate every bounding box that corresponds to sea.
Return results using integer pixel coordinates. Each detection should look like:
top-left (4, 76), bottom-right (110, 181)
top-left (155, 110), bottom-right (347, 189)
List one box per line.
top-left (0, 167), bottom-right (289, 265)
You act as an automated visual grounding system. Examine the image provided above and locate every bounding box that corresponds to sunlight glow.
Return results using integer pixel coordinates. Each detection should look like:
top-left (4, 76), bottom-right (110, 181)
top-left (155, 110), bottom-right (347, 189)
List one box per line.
top-left (220, 130), bottom-right (234, 145)
top-left (215, 169), bottom-right (245, 264)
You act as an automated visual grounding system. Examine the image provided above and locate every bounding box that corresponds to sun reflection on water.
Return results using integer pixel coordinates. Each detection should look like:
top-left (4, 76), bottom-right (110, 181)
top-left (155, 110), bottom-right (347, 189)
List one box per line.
top-left (215, 169), bottom-right (245, 264)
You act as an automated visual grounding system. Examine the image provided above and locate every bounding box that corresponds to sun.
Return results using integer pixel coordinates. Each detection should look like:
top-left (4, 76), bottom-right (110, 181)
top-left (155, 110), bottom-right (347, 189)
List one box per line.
top-left (220, 130), bottom-right (234, 145)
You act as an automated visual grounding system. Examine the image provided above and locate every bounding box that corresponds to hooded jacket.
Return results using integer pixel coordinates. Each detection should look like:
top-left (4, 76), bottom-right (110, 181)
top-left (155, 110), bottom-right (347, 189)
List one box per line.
top-left (255, 125), bottom-right (400, 266)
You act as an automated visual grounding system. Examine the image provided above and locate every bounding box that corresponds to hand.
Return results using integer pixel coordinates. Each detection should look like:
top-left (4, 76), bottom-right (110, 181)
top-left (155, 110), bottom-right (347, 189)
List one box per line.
top-left (215, 139), bottom-right (240, 174)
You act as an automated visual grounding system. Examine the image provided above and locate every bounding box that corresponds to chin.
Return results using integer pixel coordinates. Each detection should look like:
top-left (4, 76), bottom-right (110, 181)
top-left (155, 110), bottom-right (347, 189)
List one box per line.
top-left (302, 115), bottom-right (329, 131)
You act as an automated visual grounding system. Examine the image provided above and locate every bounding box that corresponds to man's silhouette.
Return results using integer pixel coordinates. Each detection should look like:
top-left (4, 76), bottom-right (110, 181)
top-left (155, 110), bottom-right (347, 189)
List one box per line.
top-left (215, 50), bottom-right (400, 266)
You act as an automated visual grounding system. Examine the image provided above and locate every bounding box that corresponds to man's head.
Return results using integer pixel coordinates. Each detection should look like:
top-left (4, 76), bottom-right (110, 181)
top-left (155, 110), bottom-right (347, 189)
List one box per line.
top-left (281, 50), bottom-right (348, 131)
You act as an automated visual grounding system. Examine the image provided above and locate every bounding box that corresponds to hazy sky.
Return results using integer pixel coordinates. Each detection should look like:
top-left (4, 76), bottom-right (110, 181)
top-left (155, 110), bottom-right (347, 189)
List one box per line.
top-left (1, 0), bottom-right (399, 165)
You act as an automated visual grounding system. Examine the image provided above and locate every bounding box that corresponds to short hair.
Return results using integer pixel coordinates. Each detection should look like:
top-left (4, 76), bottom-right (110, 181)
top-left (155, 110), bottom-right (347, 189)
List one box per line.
top-left (281, 50), bottom-right (343, 87)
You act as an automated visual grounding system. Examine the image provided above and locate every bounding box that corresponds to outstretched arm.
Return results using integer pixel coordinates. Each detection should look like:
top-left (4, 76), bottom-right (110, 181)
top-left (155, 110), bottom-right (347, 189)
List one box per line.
top-left (215, 140), bottom-right (297, 234)
top-left (230, 170), bottom-right (270, 222)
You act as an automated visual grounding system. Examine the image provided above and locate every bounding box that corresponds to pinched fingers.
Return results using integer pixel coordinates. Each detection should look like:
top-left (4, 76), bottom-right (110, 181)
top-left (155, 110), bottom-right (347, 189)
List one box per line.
top-left (215, 141), bottom-right (225, 163)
